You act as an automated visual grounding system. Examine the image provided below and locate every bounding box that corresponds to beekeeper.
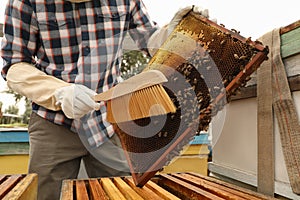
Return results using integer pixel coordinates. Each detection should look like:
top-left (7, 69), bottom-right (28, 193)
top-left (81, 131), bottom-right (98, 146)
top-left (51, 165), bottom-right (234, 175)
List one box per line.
top-left (1, 1), bottom-right (208, 199)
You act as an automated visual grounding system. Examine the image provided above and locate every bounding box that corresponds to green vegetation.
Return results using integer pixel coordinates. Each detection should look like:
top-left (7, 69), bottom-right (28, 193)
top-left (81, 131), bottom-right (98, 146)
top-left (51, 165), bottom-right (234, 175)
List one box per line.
top-left (121, 50), bottom-right (150, 79)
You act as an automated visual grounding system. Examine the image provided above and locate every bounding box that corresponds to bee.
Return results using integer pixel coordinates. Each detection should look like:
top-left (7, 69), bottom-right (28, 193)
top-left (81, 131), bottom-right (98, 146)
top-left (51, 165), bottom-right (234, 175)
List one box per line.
top-left (234, 54), bottom-right (239, 60)
top-left (239, 55), bottom-right (248, 60)
top-left (245, 76), bottom-right (251, 81)
top-left (193, 78), bottom-right (198, 84)
top-left (231, 29), bottom-right (240, 34)
top-left (246, 37), bottom-right (252, 43)
top-left (163, 132), bottom-right (168, 137)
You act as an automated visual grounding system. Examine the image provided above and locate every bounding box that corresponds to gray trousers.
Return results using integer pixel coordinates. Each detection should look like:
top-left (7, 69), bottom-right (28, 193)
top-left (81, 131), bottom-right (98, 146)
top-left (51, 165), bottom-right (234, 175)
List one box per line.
top-left (28, 112), bottom-right (129, 200)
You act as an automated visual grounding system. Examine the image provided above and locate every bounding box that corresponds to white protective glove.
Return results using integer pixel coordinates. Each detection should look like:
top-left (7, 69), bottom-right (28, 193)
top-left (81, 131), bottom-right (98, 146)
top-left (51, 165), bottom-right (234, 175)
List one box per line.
top-left (54, 84), bottom-right (101, 119)
top-left (168, 5), bottom-right (209, 34)
top-left (6, 62), bottom-right (100, 119)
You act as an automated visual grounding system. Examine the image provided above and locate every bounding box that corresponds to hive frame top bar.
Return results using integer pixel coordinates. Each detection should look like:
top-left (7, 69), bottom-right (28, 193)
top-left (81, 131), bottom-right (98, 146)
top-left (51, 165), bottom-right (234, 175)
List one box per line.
top-left (185, 11), bottom-right (267, 51)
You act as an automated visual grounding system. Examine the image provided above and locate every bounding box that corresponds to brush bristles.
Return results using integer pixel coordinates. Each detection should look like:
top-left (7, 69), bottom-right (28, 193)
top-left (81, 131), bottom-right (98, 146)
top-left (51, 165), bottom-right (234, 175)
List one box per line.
top-left (106, 84), bottom-right (176, 123)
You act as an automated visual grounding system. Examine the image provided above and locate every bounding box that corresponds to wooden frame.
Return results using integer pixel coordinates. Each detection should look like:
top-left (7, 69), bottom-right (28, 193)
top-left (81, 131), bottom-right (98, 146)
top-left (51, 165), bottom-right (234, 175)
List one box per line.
top-left (0, 174), bottom-right (38, 200)
top-left (60, 173), bottom-right (275, 200)
top-left (117, 10), bottom-right (269, 187)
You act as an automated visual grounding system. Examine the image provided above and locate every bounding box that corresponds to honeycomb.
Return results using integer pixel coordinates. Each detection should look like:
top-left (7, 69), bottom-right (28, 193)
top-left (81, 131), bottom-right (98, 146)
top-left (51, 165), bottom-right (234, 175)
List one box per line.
top-left (113, 10), bottom-right (269, 186)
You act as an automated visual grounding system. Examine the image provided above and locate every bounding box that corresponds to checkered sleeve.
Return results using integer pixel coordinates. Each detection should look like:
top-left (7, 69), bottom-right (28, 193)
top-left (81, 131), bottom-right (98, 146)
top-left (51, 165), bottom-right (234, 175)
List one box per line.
top-left (1, 0), bottom-right (39, 80)
top-left (128, 0), bottom-right (158, 51)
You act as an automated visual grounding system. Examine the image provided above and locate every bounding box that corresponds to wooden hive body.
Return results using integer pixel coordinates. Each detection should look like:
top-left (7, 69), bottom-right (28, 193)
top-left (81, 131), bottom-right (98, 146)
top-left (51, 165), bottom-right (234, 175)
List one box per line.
top-left (60, 172), bottom-right (276, 200)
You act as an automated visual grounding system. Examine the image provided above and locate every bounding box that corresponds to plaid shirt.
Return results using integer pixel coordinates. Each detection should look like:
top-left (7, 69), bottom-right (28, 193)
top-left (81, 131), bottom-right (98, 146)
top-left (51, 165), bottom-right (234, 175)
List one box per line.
top-left (1, 0), bottom-right (157, 147)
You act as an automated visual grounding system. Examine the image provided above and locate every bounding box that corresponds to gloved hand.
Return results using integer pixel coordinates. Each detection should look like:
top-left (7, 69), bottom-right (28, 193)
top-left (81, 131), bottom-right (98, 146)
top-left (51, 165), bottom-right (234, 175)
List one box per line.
top-left (168, 5), bottom-right (209, 34)
top-left (54, 84), bottom-right (101, 119)
top-left (6, 62), bottom-right (101, 119)
top-left (147, 5), bottom-right (210, 56)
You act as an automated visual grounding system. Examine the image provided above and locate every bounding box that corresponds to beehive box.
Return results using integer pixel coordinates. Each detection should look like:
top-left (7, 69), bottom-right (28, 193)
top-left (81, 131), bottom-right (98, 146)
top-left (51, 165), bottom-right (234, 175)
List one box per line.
top-left (209, 20), bottom-right (300, 199)
top-left (60, 172), bottom-right (275, 200)
top-left (160, 134), bottom-right (210, 175)
top-left (0, 128), bottom-right (29, 174)
top-left (0, 174), bottom-right (38, 200)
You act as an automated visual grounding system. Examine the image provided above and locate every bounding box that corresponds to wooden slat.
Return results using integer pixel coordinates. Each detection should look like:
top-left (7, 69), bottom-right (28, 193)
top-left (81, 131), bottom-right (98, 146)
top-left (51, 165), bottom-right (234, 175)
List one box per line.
top-left (0, 175), bottom-right (6, 183)
top-left (0, 143), bottom-right (29, 155)
top-left (281, 26), bottom-right (300, 58)
top-left (289, 72), bottom-right (300, 92)
top-left (112, 177), bottom-right (144, 200)
top-left (60, 180), bottom-right (74, 200)
top-left (172, 173), bottom-right (247, 200)
top-left (145, 180), bottom-right (180, 200)
top-left (88, 179), bottom-right (108, 200)
top-left (124, 177), bottom-right (163, 200)
top-left (188, 173), bottom-right (275, 200)
top-left (158, 174), bottom-right (225, 200)
top-left (101, 178), bottom-right (127, 200)
top-left (231, 74), bottom-right (300, 101)
top-left (0, 175), bottom-right (23, 199)
top-left (3, 173), bottom-right (38, 200)
top-left (174, 173), bottom-right (269, 200)
top-left (280, 20), bottom-right (300, 35)
top-left (75, 180), bottom-right (89, 200)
